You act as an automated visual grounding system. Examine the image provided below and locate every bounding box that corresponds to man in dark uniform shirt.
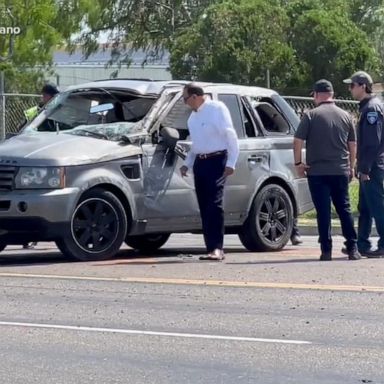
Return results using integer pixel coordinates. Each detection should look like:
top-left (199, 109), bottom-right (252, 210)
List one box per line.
top-left (344, 71), bottom-right (384, 257)
top-left (294, 79), bottom-right (360, 261)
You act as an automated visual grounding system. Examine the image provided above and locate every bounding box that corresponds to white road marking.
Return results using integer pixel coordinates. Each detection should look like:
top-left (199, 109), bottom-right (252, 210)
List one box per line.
top-left (0, 321), bottom-right (311, 345)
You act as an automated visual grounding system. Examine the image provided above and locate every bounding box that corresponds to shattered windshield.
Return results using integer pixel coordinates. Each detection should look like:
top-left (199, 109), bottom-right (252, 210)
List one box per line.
top-left (22, 88), bottom-right (157, 134)
top-left (64, 121), bottom-right (142, 141)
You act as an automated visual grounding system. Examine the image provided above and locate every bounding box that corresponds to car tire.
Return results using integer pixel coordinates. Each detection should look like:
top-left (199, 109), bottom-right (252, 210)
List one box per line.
top-left (239, 184), bottom-right (294, 252)
top-left (56, 188), bottom-right (127, 261)
top-left (125, 233), bottom-right (170, 253)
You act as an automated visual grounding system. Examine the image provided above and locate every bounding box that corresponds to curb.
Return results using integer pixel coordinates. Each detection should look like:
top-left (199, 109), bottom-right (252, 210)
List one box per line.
top-left (298, 225), bottom-right (378, 236)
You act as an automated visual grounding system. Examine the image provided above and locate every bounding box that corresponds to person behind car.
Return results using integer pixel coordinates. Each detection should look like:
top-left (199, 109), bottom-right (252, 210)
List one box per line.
top-left (291, 219), bottom-right (302, 245)
top-left (179, 83), bottom-right (239, 261)
top-left (293, 79), bottom-right (360, 261)
top-left (21, 84), bottom-right (59, 250)
top-left (23, 83), bottom-right (59, 124)
top-left (343, 71), bottom-right (384, 258)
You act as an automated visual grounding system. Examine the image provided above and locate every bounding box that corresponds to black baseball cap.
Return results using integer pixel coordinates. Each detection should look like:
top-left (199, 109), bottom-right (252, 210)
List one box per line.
top-left (311, 79), bottom-right (334, 94)
top-left (343, 71), bottom-right (373, 85)
top-left (41, 83), bottom-right (59, 96)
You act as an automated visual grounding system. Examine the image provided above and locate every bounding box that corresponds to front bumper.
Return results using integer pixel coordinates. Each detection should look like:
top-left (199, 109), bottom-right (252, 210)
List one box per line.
top-left (0, 188), bottom-right (80, 243)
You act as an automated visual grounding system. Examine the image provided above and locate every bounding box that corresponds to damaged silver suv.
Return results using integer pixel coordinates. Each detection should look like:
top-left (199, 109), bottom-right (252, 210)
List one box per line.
top-left (0, 79), bottom-right (312, 261)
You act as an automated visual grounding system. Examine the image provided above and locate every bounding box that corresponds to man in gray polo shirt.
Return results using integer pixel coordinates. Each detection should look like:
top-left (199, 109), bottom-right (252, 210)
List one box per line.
top-left (293, 79), bottom-right (360, 261)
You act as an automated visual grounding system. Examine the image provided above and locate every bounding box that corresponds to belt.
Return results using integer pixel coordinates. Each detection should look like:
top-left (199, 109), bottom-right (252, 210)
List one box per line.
top-left (197, 150), bottom-right (227, 159)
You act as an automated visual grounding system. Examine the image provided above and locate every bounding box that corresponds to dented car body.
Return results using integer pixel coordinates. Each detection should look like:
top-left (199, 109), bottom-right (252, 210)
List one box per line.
top-left (0, 80), bottom-right (312, 261)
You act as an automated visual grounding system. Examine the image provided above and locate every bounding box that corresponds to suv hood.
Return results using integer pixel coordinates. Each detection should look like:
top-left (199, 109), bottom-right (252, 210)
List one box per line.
top-left (0, 133), bottom-right (143, 166)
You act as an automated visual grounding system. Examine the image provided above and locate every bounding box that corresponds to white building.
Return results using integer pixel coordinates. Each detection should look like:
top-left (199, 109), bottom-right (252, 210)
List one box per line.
top-left (48, 47), bottom-right (172, 88)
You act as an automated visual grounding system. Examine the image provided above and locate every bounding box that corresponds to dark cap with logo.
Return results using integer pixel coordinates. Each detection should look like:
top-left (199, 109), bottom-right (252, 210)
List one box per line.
top-left (343, 71), bottom-right (373, 85)
top-left (311, 79), bottom-right (334, 94)
top-left (41, 83), bottom-right (59, 96)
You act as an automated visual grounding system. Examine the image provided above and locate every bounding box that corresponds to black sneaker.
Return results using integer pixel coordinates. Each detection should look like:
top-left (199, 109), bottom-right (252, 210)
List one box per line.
top-left (291, 235), bottom-right (303, 246)
top-left (320, 252), bottom-right (332, 261)
top-left (348, 249), bottom-right (362, 260)
top-left (341, 247), bottom-right (370, 257)
top-left (365, 249), bottom-right (384, 258)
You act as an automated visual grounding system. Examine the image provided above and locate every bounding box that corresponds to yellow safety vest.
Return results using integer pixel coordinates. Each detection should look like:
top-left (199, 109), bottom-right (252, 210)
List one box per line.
top-left (24, 106), bottom-right (39, 121)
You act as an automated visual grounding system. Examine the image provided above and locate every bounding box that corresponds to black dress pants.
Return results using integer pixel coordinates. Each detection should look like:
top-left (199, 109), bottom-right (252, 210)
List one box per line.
top-left (307, 174), bottom-right (357, 254)
top-left (358, 167), bottom-right (384, 252)
top-left (193, 153), bottom-right (227, 253)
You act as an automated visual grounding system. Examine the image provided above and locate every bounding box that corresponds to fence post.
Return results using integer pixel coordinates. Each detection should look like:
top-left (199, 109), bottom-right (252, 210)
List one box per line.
top-left (0, 71), bottom-right (5, 141)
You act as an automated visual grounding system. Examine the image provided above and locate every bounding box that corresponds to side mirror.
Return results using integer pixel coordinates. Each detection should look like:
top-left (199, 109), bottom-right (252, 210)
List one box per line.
top-left (160, 127), bottom-right (180, 149)
top-left (90, 103), bottom-right (114, 114)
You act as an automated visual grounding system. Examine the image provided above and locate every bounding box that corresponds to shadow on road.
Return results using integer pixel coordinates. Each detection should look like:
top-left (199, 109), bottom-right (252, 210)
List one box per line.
top-left (0, 245), bottom-right (321, 267)
top-left (0, 246), bottom-right (207, 267)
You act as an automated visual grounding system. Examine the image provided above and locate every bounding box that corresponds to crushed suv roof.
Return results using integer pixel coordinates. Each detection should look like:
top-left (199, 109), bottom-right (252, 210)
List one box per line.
top-left (65, 79), bottom-right (277, 97)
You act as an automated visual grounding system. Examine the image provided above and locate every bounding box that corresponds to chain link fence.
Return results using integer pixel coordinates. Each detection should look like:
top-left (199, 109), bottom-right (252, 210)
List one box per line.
top-left (283, 96), bottom-right (359, 121)
top-left (0, 93), bottom-right (40, 138)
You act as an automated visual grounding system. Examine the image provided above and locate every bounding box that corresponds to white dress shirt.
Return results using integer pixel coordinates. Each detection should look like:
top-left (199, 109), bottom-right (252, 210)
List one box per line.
top-left (184, 99), bottom-right (240, 169)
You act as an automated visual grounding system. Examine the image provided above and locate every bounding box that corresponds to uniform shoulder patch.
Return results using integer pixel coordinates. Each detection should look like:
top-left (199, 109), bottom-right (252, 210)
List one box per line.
top-left (367, 111), bottom-right (379, 124)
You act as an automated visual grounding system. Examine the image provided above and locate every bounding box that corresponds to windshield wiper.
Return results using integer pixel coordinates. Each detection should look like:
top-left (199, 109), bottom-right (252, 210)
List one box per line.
top-left (73, 129), bottom-right (109, 140)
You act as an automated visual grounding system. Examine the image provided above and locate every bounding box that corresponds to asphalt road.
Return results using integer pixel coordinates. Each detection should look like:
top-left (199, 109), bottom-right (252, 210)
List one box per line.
top-left (0, 235), bottom-right (383, 384)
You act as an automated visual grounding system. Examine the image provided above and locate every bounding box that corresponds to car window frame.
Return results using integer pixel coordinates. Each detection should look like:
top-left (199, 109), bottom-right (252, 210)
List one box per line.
top-left (239, 96), bottom-right (264, 138)
top-left (247, 95), bottom-right (294, 137)
top-left (152, 91), bottom-right (214, 140)
top-left (214, 93), bottom-right (247, 139)
top-left (145, 87), bottom-right (183, 135)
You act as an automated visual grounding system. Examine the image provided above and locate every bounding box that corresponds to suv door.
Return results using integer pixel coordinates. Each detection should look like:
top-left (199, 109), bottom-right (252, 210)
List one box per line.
top-left (141, 89), bottom-right (202, 232)
top-left (215, 93), bottom-right (271, 225)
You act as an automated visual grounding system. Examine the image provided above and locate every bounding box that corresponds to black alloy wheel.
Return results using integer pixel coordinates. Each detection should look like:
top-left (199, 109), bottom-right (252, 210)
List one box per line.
top-left (56, 188), bottom-right (127, 261)
top-left (239, 184), bottom-right (293, 252)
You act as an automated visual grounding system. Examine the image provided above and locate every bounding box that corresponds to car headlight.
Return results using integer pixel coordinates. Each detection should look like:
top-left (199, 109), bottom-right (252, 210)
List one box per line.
top-left (15, 167), bottom-right (65, 189)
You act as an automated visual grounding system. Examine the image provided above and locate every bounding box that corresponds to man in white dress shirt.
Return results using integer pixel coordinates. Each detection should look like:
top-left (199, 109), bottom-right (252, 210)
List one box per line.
top-left (179, 83), bottom-right (239, 261)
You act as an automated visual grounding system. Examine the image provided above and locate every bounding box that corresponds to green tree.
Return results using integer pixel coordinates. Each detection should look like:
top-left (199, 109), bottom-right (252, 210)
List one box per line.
top-left (346, 0), bottom-right (384, 34)
top-left (169, 0), bottom-right (303, 89)
top-left (283, 0), bottom-right (384, 33)
top-left (347, 1), bottom-right (384, 67)
top-left (53, 0), bottom-right (384, 95)
top-left (61, 0), bottom-right (214, 65)
top-left (284, 0), bottom-right (384, 86)
top-left (0, 0), bottom-right (65, 93)
top-left (288, 9), bottom-right (380, 95)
